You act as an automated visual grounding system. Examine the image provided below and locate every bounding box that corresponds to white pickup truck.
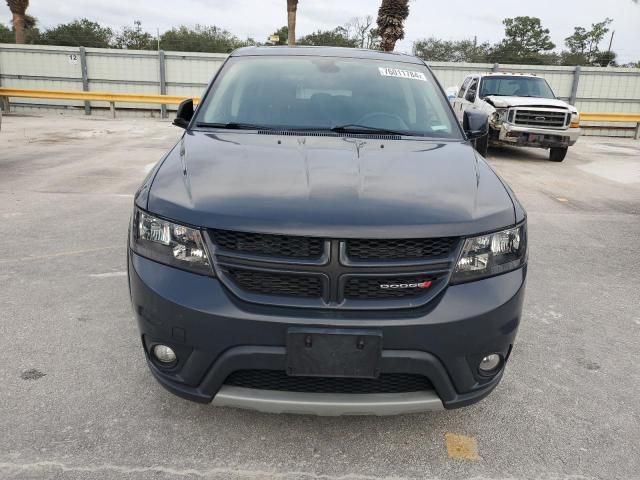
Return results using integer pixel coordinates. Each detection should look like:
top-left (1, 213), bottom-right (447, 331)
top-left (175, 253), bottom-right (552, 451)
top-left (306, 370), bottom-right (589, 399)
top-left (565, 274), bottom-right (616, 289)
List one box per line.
top-left (451, 73), bottom-right (581, 162)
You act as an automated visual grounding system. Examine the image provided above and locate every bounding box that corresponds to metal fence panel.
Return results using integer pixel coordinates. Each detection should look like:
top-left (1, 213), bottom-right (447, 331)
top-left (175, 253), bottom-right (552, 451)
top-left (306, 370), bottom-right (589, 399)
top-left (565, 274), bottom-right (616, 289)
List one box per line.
top-left (1, 43), bottom-right (639, 134)
top-left (164, 51), bottom-right (226, 110)
top-left (428, 62), bottom-right (493, 91)
top-left (0, 44), bottom-right (85, 108)
top-left (165, 51), bottom-right (226, 85)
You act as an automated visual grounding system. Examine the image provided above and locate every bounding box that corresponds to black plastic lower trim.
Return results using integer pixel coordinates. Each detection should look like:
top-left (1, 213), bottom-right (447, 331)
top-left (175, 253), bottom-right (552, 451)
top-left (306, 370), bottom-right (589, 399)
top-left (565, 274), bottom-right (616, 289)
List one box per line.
top-left (145, 345), bottom-right (504, 409)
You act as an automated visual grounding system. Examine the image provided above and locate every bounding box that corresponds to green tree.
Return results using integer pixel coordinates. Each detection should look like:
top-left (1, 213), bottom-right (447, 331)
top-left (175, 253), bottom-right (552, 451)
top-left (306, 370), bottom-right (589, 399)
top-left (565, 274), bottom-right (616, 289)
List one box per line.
top-left (0, 23), bottom-right (12, 42)
top-left (414, 37), bottom-right (492, 62)
top-left (492, 16), bottom-right (556, 63)
top-left (159, 25), bottom-right (242, 53)
top-left (559, 50), bottom-right (588, 66)
top-left (0, 14), bottom-right (38, 43)
top-left (6, 0), bottom-right (29, 43)
top-left (20, 13), bottom-right (38, 42)
top-left (267, 26), bottom-right (288, 45)
top-left (376, 0), bottom-right (409, 52)
top-left (564, 18), bottom-right (613, 65)
top-left (39, 19), bottom-right (113, 47)
top-left (594, 50), bottom-right (617, 67)
top-left (113, 20), bottom-right (155, 50)
top-left (298, 27), bottom-right (357, 47)
top-left (287, 0), bottom-right (298, 46)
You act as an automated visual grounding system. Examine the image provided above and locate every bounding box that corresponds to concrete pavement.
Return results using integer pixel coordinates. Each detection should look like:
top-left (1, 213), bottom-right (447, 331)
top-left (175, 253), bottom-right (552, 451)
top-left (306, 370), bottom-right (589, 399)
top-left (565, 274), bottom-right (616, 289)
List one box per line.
top-left (1, 114), bottom-right (639, 480)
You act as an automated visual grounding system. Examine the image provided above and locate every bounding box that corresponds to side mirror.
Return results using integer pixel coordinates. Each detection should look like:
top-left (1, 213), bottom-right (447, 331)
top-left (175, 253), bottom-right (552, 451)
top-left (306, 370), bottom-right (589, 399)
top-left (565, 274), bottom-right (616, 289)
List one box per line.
top-left (463, 110), bottom-right (489, 140)
top-left (465, 89), bottom-right (477, 103)
top-left (173, 99), bottom-right (194, 129)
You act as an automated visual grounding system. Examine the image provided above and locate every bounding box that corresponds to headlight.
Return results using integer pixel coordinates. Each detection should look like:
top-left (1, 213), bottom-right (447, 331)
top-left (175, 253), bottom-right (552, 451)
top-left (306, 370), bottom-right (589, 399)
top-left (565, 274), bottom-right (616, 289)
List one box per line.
top-left (492, 108), bottom-right (507, 124)
top-left (570, 112), bottom-right (580, 128)
top-left (451, 223), bottom-right (527, 283)
top-left (131, 209), bottom-right (213, 275)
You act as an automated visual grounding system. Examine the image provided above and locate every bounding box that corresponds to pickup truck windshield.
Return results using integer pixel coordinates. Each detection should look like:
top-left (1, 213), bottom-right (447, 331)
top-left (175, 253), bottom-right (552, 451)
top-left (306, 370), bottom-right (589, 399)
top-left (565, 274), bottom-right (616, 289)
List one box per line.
top-left (196, 56), bottom-right (461, 138)
top-left (480, 76), bottom-right (555, 99)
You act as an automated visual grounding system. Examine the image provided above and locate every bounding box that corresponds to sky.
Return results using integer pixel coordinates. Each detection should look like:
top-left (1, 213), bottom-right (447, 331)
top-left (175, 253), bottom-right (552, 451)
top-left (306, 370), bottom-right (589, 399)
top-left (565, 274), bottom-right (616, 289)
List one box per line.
top-left (9, 0), bottom-right (640, 63)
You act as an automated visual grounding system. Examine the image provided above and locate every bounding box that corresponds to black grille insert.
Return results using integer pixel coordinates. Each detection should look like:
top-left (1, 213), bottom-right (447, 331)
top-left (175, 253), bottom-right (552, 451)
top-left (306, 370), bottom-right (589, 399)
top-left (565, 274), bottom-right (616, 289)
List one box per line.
top-left (344, 275), bottom-right (437, 300)
top-left (513, 109), bottom-right (568, 128)
top-left (346, 237), bottom-right (457, 261)
top-left (224, 370), bottom-right (433, 394)
top-left (210, 229), bottom-right (324, 259)
top-left (224, 267), bottom-right (323, 298)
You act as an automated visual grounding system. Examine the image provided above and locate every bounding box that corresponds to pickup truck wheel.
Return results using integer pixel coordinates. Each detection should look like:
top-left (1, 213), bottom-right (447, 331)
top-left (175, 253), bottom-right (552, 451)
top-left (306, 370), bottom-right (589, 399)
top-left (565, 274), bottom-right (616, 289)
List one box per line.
top-left (549, 147), bottom-right (568, 162)
top-left (474, 135), bottom-right (489, 157)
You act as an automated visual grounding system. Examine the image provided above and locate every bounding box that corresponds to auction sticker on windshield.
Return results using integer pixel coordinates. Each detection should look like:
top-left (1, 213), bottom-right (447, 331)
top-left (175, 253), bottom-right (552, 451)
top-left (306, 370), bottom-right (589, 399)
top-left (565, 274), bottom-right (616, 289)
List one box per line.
top-left (378, 67), bottom-right (427, 82)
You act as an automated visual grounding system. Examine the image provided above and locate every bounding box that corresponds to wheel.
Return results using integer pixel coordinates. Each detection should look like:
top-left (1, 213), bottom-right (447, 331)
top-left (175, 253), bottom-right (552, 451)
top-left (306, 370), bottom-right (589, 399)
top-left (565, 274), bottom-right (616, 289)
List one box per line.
top-left (474, 134), bottom-right (489, 157)
top-left (549, 147), bottom-right (568, 162)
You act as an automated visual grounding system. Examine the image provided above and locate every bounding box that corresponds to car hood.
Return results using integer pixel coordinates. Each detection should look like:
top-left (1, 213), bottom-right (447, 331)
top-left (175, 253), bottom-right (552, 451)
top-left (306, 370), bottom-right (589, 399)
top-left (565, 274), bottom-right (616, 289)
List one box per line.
top-left (485, 95), bottom-right (576, 112)
top-left (144, 131), bottom-right (516, 238)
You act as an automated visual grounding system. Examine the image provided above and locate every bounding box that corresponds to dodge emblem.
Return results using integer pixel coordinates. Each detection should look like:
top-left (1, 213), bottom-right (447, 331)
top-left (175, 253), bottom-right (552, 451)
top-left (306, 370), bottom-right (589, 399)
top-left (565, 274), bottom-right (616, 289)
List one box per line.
top-left (380, 280), bottom-right (432, 290)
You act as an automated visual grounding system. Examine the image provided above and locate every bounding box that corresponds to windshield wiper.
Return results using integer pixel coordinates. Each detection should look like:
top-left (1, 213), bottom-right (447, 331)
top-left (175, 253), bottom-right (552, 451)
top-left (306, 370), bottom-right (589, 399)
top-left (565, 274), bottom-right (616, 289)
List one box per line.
top-left (195, 122), bottom-right (277, 130)
top-left (330, 124), bottom-right (408, 136)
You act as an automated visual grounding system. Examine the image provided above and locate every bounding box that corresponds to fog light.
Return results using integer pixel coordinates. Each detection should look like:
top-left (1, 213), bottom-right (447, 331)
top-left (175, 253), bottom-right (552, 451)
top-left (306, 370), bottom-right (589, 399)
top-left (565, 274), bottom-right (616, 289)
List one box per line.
top-left (153, 345), bottom-right (177, 364)
top-left (478, 354), bottom-right (502, 375)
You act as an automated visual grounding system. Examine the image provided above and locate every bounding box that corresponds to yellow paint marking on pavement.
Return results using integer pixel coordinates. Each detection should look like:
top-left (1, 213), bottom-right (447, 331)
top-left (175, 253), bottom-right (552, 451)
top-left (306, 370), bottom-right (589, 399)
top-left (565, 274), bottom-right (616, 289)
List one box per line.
top-left (445, 433), bottom-right (481, 460)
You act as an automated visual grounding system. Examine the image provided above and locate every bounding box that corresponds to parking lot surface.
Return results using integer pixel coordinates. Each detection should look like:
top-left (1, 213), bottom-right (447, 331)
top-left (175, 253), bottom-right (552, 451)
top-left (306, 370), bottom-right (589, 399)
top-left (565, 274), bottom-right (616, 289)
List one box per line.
top-left (1, 114), bottom-right (639, 480)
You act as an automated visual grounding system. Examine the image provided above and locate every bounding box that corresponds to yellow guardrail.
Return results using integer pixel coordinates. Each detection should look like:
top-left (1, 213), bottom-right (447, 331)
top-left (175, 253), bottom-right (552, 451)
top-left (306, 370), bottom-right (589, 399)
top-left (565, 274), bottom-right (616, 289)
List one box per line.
top-left (580, 112), bottom-right (640, 122)
top-left (0, 87), bottom-right (198, 105)
top-left (0, 87), bottom-right (638, 134)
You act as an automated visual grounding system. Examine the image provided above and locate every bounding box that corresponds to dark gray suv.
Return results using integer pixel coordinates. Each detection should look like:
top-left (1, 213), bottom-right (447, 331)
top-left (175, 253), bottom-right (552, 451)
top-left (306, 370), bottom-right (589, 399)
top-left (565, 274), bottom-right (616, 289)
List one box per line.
top-left (128, 46), bottom-right (527, 415)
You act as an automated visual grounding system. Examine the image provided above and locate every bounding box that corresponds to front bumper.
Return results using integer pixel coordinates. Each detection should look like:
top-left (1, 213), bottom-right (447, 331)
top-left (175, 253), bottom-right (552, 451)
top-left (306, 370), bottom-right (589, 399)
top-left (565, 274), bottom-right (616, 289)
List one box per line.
top-left (211, 386), bottom-right (444, 415)
top-left (129, 252), bottom-right (526, 414)
top-left (492, 123), bottom-right (581, 148)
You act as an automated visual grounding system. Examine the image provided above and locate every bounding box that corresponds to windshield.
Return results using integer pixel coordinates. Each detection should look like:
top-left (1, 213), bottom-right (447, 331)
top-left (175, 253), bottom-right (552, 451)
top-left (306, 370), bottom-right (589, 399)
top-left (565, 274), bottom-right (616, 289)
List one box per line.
top-left (195, 56), bottom-right (461, 138)
top-left (479, 76), bottom-right (555, 99)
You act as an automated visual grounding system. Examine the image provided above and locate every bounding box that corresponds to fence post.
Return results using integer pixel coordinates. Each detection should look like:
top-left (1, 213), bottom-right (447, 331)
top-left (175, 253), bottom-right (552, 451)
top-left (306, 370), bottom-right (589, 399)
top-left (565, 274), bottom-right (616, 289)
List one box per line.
top-left (0, 47), bottom-right (8, 113)
top-left (159, 50), bottom-right (167, 119)
top-left (79, 47), bottom-right (91, 115)
top-left (569, 65), bottom-right (581, 106)
top-left (492, 63), bottom-right (500, 72)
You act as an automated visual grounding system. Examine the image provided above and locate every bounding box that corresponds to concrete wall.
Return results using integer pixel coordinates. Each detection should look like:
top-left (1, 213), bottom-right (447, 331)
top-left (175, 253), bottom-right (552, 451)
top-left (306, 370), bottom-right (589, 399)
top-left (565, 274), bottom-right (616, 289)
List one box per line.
top-left (1, 43), bottom-right (639, 135)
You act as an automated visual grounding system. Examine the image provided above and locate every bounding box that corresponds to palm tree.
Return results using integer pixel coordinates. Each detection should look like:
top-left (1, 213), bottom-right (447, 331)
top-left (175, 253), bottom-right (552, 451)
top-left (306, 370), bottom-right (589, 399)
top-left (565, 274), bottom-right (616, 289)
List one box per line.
top-left (6, 0), bottom-right (29, 44)
top-left (287, 0), bottom-right (298, 46)
top-left (376, 0), bottom-right (410, 52)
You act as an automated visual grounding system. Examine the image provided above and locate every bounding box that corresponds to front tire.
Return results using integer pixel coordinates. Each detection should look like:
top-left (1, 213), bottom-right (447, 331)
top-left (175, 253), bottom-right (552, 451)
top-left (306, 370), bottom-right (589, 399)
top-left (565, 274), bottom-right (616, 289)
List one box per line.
top-left (549, 147), bottom-right (568, 162)
top-left (474, 135), bottom-right (489, 157)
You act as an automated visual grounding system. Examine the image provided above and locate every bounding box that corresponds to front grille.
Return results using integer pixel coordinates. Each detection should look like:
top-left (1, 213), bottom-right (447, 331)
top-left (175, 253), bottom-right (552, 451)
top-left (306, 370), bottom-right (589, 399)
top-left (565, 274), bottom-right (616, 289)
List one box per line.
top-left (224, 267), bottom-right (323, 298)
top-left (346, 237), bottom-right (457, 261)
top-left (344, 275), bottom-right (436, 300)
top-left (211, 230), bottom-right (459, 309)
top-left (224, 370), bottom-right (433, 394)
top-left (210, 229), bottom-right (324, 259)
top-left (513, 109), bottom-right (568, 128)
